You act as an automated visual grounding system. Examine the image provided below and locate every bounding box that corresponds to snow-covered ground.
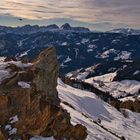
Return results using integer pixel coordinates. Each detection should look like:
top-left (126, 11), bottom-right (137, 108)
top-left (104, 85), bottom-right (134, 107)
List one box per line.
top-left (18, 81), bottom-right (31, 89)
top-left (63, 56), bottom-right (72, 63)
top-left (100, 49), bottom-right (117, 59)
top-left (57, 79), bottom-right (140, 140)
top-left (84, 72), bottom-right (140, 99)
top-left (66, 65), bottom-right (99, 81)
top-left (114, 51), bottom-right (132, 61)
top-left (96, 49), bottom-right (132, 61)
top-left (0, 57), bottom-right (32, 84)
top-left (19, 49), bottom-right (31, 57)
top-left (92, 72), bottom-right (117, 83)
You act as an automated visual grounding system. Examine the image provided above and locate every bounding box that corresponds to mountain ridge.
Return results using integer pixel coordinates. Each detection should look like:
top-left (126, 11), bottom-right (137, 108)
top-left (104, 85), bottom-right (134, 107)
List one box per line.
top-left (0, 23), bottom-right (90, 35)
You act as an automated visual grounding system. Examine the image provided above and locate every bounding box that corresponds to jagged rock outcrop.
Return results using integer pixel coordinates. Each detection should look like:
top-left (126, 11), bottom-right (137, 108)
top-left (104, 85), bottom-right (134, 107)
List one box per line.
top-left (0, 47), bottom-right (87, 140)
top-left (61, 23), bottom-right (72, 30)
top-left (33, 47), bottom-right (60, 104)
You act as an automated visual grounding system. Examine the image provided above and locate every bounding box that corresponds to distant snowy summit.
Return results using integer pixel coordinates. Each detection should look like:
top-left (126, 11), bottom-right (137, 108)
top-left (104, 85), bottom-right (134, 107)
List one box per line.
top-left (108, 28), bottom-right (140, 35)
top-left (0, 23), bottom-right (90, 35)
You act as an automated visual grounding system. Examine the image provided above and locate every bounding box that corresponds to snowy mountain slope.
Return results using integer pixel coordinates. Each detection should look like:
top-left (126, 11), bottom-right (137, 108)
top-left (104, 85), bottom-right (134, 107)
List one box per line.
top-left (57, 79), bottom-right (140, 140)
top-left (84, 72), bottom-right (140, 100)
top-left (66, 67), bottom-right (140, 101)
top-left (91, 72), bottom-right (117, 83)
top-left (65, 59), bottom-right (140, 82)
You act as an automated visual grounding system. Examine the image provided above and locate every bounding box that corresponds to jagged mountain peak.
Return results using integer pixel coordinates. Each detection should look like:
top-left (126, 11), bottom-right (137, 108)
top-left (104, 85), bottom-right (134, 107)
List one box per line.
top-left (61, 23), bottom-right (90, 32)
top-left (61, 23), bottom-right (72, 30)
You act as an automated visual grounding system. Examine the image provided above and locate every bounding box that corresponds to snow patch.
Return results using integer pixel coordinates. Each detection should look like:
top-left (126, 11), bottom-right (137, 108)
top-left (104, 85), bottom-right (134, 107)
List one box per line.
top-left (64, 56), bottom-right (72, 63)
top-left (18, 81), bottom-right (31, 89)
top-left (61, 42), bottom-right (68, 46)
top-left (9, 115), bottom-right (19, 124)
top-left (89, 72), bottom-right (117, 83)
top-left (133, 70), bottom-right (140, 76)
top-left (100, 49), bottom-right (117, 59)
top-left (81, 38), bottom-right (89, 44)
top-left (19, 49), bottom-right (31, 57)
top-left (85, 75), bottom-right (140, 99)
top-left (114, 51), bottom-right (131, 61)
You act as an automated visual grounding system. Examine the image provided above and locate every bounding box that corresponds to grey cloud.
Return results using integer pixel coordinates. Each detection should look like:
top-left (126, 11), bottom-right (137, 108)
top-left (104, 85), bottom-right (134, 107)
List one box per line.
top-left (0, 0), bottom-right (140, 28)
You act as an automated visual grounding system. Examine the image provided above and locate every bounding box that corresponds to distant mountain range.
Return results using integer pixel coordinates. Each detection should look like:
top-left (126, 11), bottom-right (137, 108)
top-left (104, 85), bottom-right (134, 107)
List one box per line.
top-left (0, 23), bottom-right (90, 35)
top-left (0, 24), bottom-right (140, 75)
top-left (0, 24), bottom-right (140, 35)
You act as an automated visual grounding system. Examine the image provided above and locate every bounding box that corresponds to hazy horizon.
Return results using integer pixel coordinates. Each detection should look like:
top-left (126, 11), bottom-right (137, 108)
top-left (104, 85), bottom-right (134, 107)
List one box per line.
top-left (0, 0), bottom-right (140, 31)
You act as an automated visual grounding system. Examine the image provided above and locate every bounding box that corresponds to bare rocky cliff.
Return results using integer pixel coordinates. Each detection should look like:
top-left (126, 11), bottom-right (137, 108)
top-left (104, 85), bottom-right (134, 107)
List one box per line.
top-left (33, 47), bottom-right (60, 104)
top-left (0, 47), bottom-right (87, 140)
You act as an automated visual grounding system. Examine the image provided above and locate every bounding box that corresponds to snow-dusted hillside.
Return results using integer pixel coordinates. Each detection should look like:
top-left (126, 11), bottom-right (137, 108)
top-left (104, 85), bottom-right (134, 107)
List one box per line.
top-left (91, 72), bottom-right (117, 83)
top-left (84, 72), bottom-right (140, 100)
top-left (57, 79), bottom-right (140, 140)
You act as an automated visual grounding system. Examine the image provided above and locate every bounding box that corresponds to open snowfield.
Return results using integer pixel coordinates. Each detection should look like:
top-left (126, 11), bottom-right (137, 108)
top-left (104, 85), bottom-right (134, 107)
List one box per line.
top-left (85, 72), bottom-right (140, 99)
top-left (57, 79), bottom-right (140, 140)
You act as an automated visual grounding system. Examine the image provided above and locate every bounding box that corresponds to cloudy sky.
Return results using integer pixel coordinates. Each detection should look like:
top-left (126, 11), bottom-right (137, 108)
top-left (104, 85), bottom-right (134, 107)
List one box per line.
top-left (0, 0), bottom-right (140, 31)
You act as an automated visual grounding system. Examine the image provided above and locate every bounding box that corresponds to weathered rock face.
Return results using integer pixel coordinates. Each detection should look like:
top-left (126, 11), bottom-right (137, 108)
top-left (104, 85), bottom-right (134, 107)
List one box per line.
top-left (33, 47), bottom-right (60, 104)
top-left (0, 47), bottom-right (87, 140)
